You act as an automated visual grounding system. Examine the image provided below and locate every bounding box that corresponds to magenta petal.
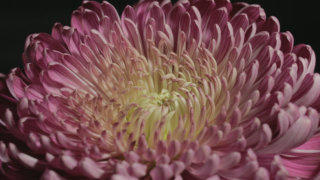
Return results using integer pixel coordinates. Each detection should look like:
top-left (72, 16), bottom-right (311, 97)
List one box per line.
top-left (150, 164), bottom-right (174, 180)
top-left (41, 169), bottom-right (65, 180)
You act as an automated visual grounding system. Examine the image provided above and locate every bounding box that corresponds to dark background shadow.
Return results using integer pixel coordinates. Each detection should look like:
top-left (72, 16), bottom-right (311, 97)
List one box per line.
top-left (0, 0), bottom-right (319, 73)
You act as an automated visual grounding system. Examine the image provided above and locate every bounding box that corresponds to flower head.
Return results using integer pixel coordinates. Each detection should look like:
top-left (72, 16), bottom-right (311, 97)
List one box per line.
top-left (1, 0), bottom-right (320, 179)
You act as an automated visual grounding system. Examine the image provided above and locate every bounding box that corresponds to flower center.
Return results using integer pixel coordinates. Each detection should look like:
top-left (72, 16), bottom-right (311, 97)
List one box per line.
top-left (68, 38), bottom-right (228, 152)
top-left (126, 89), bottom-right (179, 141)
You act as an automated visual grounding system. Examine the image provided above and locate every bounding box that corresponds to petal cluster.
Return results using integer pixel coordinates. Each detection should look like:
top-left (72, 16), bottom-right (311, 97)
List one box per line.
top-left (1, 0), bottom-right (320, 179)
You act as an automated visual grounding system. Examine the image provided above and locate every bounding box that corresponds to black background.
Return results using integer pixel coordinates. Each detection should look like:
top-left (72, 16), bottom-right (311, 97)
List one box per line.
top-left (0, 0), bottom-right (319, 74)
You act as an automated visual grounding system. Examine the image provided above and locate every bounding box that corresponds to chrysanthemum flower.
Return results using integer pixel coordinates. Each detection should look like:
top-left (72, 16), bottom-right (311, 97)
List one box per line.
top-left (1, 0), bottom-right (320, 179)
